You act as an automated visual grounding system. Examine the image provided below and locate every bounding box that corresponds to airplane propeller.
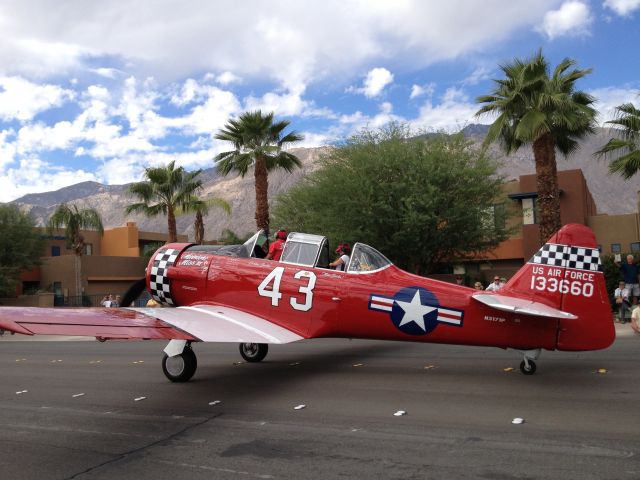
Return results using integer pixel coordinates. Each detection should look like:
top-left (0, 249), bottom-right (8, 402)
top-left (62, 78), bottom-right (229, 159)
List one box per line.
top-left (120, 277), bottom-right (147, 307)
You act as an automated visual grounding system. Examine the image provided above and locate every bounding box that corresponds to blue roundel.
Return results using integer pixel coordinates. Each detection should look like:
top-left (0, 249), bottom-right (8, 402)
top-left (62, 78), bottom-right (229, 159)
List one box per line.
top-left (390, 287), bottom-right (440, 336)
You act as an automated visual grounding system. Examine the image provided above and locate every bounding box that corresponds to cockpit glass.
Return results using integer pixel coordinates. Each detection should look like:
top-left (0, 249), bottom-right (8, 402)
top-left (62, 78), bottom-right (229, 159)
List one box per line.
top-left (347, 243), bottom-right (391, 273)
top-left (243, 231), bottom-right (268, 258)
top-left (281, 241), bottom-right (319, 266)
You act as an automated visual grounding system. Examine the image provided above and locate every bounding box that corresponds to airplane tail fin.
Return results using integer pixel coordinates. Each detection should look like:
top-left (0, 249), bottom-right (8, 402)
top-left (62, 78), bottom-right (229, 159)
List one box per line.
top-left (500, 224), bottom-right (614, 351)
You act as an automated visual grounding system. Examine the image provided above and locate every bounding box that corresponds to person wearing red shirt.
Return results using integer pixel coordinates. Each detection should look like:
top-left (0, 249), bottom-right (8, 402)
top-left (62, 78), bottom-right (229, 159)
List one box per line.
top-left (266, 229), bottom-right (287, 261)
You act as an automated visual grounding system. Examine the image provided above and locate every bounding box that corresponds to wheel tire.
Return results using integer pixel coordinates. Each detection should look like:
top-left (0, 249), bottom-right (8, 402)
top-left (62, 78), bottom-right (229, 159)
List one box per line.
top-left (519, 359), bottom-right (537, 375)
top-left (162, 347), bottom-right (197, 382)
top-left (239, 343), bottom-right (268, 362)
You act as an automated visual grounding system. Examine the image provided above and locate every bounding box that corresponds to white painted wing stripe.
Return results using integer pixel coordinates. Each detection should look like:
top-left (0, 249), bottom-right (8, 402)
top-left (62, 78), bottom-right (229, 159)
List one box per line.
top-left (182, 306), bottom-right (281, 343)
top-left (126, 306), bottom-right (304, 343)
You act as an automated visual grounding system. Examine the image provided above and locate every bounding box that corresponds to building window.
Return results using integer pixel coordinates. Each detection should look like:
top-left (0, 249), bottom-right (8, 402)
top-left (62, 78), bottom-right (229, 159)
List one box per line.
top-left (611, 243), bottom-right (622, 254)
top-left (51, 246), bottom-right (60, 256)
top-left (631, 242), bottom-right (640, 253)
top-left (522, 198), bottom-right (537, 225)
top-left (492, 203), bottom-right (506, 230)
top-left (84, 243), bottom-right (93, 255)
top-left (482, 204), bottom-right (506, 231)
top-left (22, 281), bottom-right (39, 294)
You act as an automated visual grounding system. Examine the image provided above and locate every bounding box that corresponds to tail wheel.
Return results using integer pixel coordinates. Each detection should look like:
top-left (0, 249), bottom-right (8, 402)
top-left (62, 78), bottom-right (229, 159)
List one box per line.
top-left (162, 347), bottom-right (197, 382)
top-left (519, 359), bottom-right (537, 375)
top-left (239, 343), bottom-right (269, 362)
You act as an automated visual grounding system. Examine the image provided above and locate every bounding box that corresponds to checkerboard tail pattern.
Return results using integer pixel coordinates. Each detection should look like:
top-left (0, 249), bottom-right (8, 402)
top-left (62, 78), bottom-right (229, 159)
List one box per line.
top-left (150, 248), bottom-right (180, 305)
top-left (529, 243), bottom-right (602, 272)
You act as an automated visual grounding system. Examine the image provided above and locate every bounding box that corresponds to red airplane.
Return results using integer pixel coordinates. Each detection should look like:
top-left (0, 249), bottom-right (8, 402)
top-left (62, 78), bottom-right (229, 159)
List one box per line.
top-left (0, 223), bottom-right (614, 381)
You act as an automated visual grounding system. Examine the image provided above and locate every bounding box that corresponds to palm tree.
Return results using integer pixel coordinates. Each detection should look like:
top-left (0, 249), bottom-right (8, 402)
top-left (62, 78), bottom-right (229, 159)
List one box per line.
top-left (47, 203), bottom-right (104, 299)
top-left (595, 102), bottom-right (640, 179)
top-left (475, 51), bottom-right (597, 243)
top-left (181, 197), bottom-right (231, 245)
top-left (214, 110), bottom-right (304, 235)
top-left (125, 160), bottom-right (203, 243)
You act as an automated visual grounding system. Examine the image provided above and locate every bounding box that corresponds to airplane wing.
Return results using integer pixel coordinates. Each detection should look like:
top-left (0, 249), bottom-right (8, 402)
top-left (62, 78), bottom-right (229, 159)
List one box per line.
top-left (0, 305), bottom-right (304, 344)
top-left (471, 293), bottom-right (578, 320)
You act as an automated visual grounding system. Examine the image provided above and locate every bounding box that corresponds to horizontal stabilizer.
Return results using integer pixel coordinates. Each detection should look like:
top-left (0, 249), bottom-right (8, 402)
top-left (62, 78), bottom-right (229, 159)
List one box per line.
top-left (472, 293), bottom-right (577, 320)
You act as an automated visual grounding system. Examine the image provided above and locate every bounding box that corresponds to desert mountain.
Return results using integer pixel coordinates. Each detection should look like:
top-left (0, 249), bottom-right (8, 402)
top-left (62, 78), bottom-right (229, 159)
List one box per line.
top-left (12, 128), bottom-right (639, 242)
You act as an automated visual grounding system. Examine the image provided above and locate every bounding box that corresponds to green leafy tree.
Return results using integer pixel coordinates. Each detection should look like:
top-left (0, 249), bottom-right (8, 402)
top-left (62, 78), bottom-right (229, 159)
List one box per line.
top-left (214, 110), bottom-right (304, 236)
top-left (126, 160), bottom-right (203, 243)
top-left (219, 229), bottom-right (253, 245)
top-left (272, 124), bottom-right (509, 274)
top-left (179, 197), bottom-right (231, 245)
top-left (47, 203), bottom-right (104, 298)
top-left (0, 205), bottom-right (43, 296)
top-left (595, 102), bottom-right (640, 179)
top-left (476, 50), bottom-right (597, 243)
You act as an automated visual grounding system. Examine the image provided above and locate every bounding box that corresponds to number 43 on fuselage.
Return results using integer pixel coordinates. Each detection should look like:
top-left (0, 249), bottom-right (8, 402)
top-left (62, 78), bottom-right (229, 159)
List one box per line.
top-left (0, 224), bottom-right (615, 381)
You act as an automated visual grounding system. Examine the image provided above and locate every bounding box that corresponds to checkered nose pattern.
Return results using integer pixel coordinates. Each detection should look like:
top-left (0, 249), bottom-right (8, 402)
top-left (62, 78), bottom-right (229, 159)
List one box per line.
top-left (530, 243), bottom-right (602, 272)
top-left (149, 248), bottom-right (180, 306)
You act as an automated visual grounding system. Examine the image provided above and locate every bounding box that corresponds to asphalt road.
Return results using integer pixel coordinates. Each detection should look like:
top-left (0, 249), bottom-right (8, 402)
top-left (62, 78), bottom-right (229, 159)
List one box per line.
top-left (1, 325), bottom-right (639, 480)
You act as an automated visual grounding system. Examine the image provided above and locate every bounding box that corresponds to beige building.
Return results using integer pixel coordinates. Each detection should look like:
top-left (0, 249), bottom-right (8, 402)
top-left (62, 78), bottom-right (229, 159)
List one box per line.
top-left (455, 169), bottom-right (639, 285)
top-left (16, 222), bottom-right (187, 306)
top-left (588, 213), bottom-right (640, 256)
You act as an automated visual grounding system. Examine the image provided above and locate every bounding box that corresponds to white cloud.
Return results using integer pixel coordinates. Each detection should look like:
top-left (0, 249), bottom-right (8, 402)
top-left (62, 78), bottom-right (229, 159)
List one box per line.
top-left (89, 67), bottom-right (123, 79)
top-left (0, 1), bottom-right (560, 89)
top-left (0, 157), bottom-right (97, 203)
top-left (410, 83), bottom-right (436, 100)
top-left (589, 86), bottom-right (640, 125)
top-left (412, 87), bottom-right (478, 132)
top-left (0, 76), bottom-right (74, 122)
top-left (180, 85), bottom-right (242, 135)
top-left (1, 37), bottom-right (88, 78)
top-left (537, 1), bottom-right (592, 39)
top-left (171, 78), bottom-right (199, 106)
top-left (604, 0), bottom-right (640, 15)
top-left (350, 67), bottom-right (394, 98)
top-left (333, 102), bottom-right (403, 136)
top-left (244, 84), bottom-right (334, 119)
top-left (215, 71), bottom-right (242, 85)
top-left (0, 129), bottom-right (17, 169)
top-left (460, 66), bottom-right (492, 86)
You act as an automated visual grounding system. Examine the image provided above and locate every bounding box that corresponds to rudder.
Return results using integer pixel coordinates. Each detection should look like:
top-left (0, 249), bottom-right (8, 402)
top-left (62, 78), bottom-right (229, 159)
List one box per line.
top-left (501, 224), bottom-right (614, 351)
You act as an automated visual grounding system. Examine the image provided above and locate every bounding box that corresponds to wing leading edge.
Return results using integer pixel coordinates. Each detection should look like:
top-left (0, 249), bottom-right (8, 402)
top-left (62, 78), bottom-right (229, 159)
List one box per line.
top-left (0, 305), bottom-right (304, 344)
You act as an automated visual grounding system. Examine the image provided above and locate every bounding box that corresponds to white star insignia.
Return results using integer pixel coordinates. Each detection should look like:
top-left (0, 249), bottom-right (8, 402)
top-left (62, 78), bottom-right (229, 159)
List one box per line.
top-left (395, 290), bottom-right (437, 332)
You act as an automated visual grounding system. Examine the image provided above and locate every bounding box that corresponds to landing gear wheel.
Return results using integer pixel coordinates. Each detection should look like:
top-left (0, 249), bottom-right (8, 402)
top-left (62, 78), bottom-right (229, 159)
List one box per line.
top-left (162, 346), bottom-right (197, 382)
top-left (239, 343), bottom-right (268, 362)
top-left (520, 359), bottom-right (537, 375)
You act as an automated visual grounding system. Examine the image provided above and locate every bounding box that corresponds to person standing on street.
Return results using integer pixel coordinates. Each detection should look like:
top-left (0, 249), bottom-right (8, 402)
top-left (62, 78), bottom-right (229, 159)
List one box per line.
top-left (615, 254), bottom-right (640, 305)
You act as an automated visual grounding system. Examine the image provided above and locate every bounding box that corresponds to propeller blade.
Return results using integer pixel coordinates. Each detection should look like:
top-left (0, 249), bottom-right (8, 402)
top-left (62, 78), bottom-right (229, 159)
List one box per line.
top-left (119, 277), bottom-right (147, 307)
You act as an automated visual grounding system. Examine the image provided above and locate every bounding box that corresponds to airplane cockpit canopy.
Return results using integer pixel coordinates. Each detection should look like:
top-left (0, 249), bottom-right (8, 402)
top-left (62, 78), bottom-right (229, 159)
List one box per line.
top-left (280, 232), bottom-right (392, 273)
top-left (185, 230), bottom-right (392, 273)
top-left (347, 243), bottom-right (392, 273)
top-left (281, 232), bottom-right (330, 268)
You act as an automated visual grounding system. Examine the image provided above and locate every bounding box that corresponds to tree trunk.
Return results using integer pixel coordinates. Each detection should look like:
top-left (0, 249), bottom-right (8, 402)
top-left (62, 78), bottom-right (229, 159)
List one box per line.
top-left (167, 207), bottom-right (177, 243)
top-left (532, 133), bottom-right (562, 244)
top-left (254, 155), bottom-right (270, 235)
top-left (195, 211), bottom-right (204, 245)
top-left (74, 254), bottom-right (82, 299)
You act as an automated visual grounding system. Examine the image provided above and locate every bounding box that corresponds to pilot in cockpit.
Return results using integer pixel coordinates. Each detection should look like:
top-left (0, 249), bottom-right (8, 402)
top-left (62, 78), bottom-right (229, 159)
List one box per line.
top-left (265, 229), bottom-right (287, 261)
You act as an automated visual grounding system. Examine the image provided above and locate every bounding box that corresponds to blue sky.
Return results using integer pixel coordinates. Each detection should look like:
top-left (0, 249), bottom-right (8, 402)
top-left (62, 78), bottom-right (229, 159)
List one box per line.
top-left (0, 0), bottom-right (638, 202)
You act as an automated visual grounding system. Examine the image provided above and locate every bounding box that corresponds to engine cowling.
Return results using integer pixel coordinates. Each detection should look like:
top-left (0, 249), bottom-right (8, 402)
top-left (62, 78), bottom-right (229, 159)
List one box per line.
top-left (147, 243), bottom-right (205, 307)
